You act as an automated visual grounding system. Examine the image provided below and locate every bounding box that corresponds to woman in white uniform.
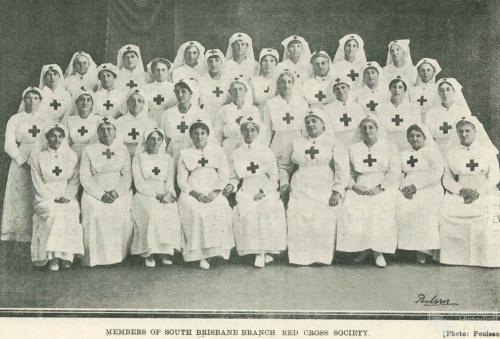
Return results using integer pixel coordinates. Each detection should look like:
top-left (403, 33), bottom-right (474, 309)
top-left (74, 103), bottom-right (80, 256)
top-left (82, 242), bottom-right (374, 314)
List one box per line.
top-left (38, 64), bottom-right (73, 124)
top-left (396, 123), bottom-right (444, 264)
top-left (438, 116), bottom-right (499, 267)
top-left (250, 48), bottom-right (279, 108)
top-left (276, 35), bottom-right (312, 88)
top-left (144, 58), bottom-right (176, 125)
top-left (131, 127), bottom-right (181, 268)
top-left (177, 121), bottom-right (234, 269)
top-left (337, 115), bottom-right (401, 268)
top-left (224, 32), bottom-right (258, 81)
top-left (30, 124), bottom-right (83, 271)
top-left (116, 44), bottom-right (147, 92)
top-left (332, 33), bottom-right (367, 88)
top-left (411, 58), bottom-right (442, 121)
top-left (79, 118), bottom-right (133, 267)
top-left (354, 61), bottom-right (387, 115)
top-left (223, 117), bottom-right (286, 268)
top-left (383, 40), bottom-right (417, 88)
top-left (303, 50), bottom-right (335, 106)
top-left (64, 51), bottom-right (99, 95)
top-left (171, 41), bottom-right (206, 83)
top-left (278, 108), bottom-right (349, 266)
top-left (93, 63), bottom-right (127, 119)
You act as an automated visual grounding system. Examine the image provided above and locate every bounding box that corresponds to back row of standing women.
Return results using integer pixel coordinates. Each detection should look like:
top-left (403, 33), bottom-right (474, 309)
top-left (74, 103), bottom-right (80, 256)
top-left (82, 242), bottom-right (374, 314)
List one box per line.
top-left (2, 32), bottom-right (499, 271)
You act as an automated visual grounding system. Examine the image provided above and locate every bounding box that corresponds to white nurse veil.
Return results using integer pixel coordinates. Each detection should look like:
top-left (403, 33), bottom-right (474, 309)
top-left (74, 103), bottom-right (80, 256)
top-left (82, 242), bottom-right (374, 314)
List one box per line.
top-left (134, 126), bottom-right (168, 155)
top-left (17, 86), bottom-right (43, 113)
top-left (280, 35), bottom-right (312, 63)
top-left (386, 39), bottom-right (414, 66)
top-left (225, 32), bottom-right (256, 62)
top-left (64, 51), bottom-right (98, 79)
top-left (172, 41), bottom-right (206, 70)
top-left (39, 64), bottom-right (66, 89)
top-left (257, 48), bottom-right (280, 76)
top-left (415, 58), bottom-right (442, 86)
top-left (447, 115), bottom-right (498, 156)
top-left (434, 77), bottom-right (472, 114)
top-left (146, 57), bottom-right (173, 83)
top-left (116, 44), bottom-right (145, 73)
top-left (333, 33), bottom-right (367, 65)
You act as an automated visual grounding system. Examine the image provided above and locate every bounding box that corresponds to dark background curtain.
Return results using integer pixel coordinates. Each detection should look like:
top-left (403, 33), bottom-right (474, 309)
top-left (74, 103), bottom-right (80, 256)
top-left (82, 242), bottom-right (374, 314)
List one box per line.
top-left (0, 0), bottom-right (498, 213)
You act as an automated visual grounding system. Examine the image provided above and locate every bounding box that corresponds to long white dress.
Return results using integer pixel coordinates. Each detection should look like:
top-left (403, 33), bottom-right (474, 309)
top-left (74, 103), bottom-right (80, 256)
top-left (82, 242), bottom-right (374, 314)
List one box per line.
top-left (410, 82), bottom-right (437, 121)
top-left (396, 145), bottom-right (443, 251)
top-left (230, 142), bottom-right (286, 256)
top-left (377, 100), bottom-right (421, 151)
top-left (383, 63), bottom-right (417, 88)
top-left (115, 113), bottom-right (158, 156)
top-left (438, 142), bottom-right (500, 267)
top-left (79, 141), bottom-right (133, 266)
top-left (324, 98), bottom-right (365, 147)
top-left (198, 73), bottom-right (231, 127)
top-left (302, 75), bottom-right (335, 106)
top-left (1, 111), bottom-right (47, 242)
top-left (30, 147), bottom-right (83, 265)
top-left (332, 60), bottom-right (364, 88)
top-left (65, 73), bottom-right (99, 96)
top-left (177, 144), bottom-right (234, 262)
top-left (225, 58), bottom-right (258, 81)
top-left (354, 85), bottom-right (387, 115)
top-left (93, 87), bottom-right (127, 119)
top-left (171, 64), bottom-right (204, 83)
top-left (250, 75), bottom-right (276, 108)
top-left (276, 58), bottom-right (312, 88)
top-left (279, 133), bottom-right (349, 265)
top-left (116, 68), bottom-right (147, 92)
top-left (64, 113), bottom-right (100, 157)
top-left (39, 86), bottom-right (73, 123)
top-left (337, 139), bottom-right (401, 254)
top-left (131, 151), bottom-right (181, 257)
top-left (144, 80), bottom-right (177, 125)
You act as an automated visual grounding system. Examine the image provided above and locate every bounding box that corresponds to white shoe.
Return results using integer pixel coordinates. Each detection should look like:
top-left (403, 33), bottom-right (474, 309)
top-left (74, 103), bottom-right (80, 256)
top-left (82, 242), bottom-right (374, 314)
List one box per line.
top-left (161, 258), bottom-right (173, 266)
top-left (374, 252), bottom-right (386, 268)
top-left (49, 260), bottom-right (59, 271)
top-left (354, 250), bottom-right (370, 264)
top-left (254, 254), bottom-right (265, 268)
top-left (416, 252), bottom-right (426, 264)
top-left (265, 254), bottom-right (274, 264)
top-left (145, 257), bottom-right (156, 268)
top-left (199, 259), bottom-right (210, 270)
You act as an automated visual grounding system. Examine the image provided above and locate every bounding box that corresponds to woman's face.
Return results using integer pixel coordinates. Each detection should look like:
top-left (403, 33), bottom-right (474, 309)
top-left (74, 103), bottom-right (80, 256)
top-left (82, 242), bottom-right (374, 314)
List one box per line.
top-left (73, 55), bottom-right (89, 76)
top-left (360, 120), bottom-right (378, 143)
top-left (99, 70), bottom-right (115, 89)
top-left (190, 127), bottom-right (208, 149)
top-left (277, 74), bottom-right (294, 95)
top-left (407, 129), bottom-right (425, 151)
top-left (207, 56), bottom-right (223, 74)
top-left (229, 82), bottom-right (247, 103)
top-left (457, 122), bottom-right (476, 147)
top-left (153, 62), bottom-right (169, 82)
top-left (390, 80), bottom-right (406, 98)
top-left (23, 92), bottom-right (41, 112)
top-left (127, 93), bottom-right (145, 116)
top-left (76, 94), bottom-right (93, 117)
top-left (184, 45), bottom-right (199, 67)
top-left (389, 43), bottom-right (405, 63)
top-left (145, 131), bottom-right (163, 154)
top-left (231, 39), bottom-right (248, 58)
top-left (97, 124), bottom-right (116, 146)
top-left (438, 83), bottom-right (455, 105)
top-left (123, 51), bottom-right (138, 70)
top-left (305, 115), bottom-right (325, 138)
top-left (344, 39), bottom-right (359, 59)
top-left (311, 56), bottom-right (330, 77)
top-left (241, 123), bottom-right (259, 144)
top-left (333, 83), bottom-right (350, 102)
top-left (260, 55), bottom-right (277, 75)
top-left (418, 63), bottom-right (435, 83)
top-left (46, 129), bottom-right (64, 150)
top-left (174, 85), bottom-right (192, 105)
top-left (287, 41), bottom-right (303, 60)
top-left (363, 68), bottom-right (379, 87)
top-left (43, 70), bottom-right (60, 89)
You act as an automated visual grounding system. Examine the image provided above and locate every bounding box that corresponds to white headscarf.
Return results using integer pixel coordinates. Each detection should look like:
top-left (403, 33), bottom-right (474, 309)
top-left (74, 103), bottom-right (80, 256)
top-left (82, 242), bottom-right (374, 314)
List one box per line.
top-left (333, 33), bottom-right (367, 65)
top-left (172, 41), bottom-right (206, 70)
top-left (387, 74), bottom-right (411, 101)
top-left (356, 114), bottom-right (389, 141)
top-left (386, 39), bottom-right (413, 66)
top-left (257, 48), bottom-right (279, 76)
top-left (116, 44), bottom-right (145, 73)
top-left (280, 35), bottom-right (312, 62)
top-left (31, 123), bottom-right (73, 157)
top-left (70, 89), bottom-right (95, 116)
top-left (39, 64), bottom-right (65, 89)
top-left (332, 75), bottom-right (352, 88)
top-left (124, 88), bottom-right (150, 118)
top-left (310, 50), bottom-right (332, 65)
top-left (64, 51), bottom-right (98, 79)
top-left (447, 115), bottom-right (498, 156)
top-left (146, 57), bottom-right (173, 83)
top-left (174, 77), bottom-right (200, 107)
top-left (405, 122), bottom-right (441, 154)
top-left (434, 77), bottom-right (471, 113)
top-left (96, 116), bottom-right (123, 145)
top-left (96, 63), bottom-right (119, 90)
top-left (415, 58), bottom-right (442, 86)
top-left (134, 126), bottom-right (167, 155)
top-left (304, 107), bottom-right (334, 137)
top-left (204, 48), bottom-right (226, 74)
top-left (17, 86), bottom-right (43, 113)
top-left (361, 61), bottom-right (385, 86)
top-left (226, 32), bottom-right (256, 61)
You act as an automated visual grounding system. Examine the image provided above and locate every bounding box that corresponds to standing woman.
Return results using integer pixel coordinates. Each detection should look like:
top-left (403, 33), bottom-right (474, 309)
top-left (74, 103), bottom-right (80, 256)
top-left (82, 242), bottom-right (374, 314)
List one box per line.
top-left (332, 34), bottom-right (367, 88)
top-left (303, 50), bottom-right (335, 106)
top-left (93, 63), bottom-right (127, 119)
top-left (278, 108), bottom-right (349, 266)
top-left (131, 127), bottom-right (181, 268)
top-left (411, 58), bottom-right (442, 121)
top-left (250, 48), bottom-right (279, 108)
top-left (438, 116), bottom-right (499, 267)
top-left (383, 40), bottom-right (417, 88)
top-left (263, 69), bottom-right (308, 162)
top-left (354, 61), bottom-right (387, 115)
top-left (396, 123), bottom-right (444, 264)
top-left (30, 124), bottom-right (83, 271)
top-left (116, 44), bottom-right (147, 92)
top-left (64, 51), bottom-right (99, 95)
top-left (1, 87), bottom-right (46, 242)
top-left (224, 32), bottom-right (258, 80)
top-left (276, 35), bottom-right (312, 88)
top-left (38, 64), bottom-right (73, 124)
top-left (336, 115), bottom-right (401, 268)
top-left (177, 121), bottom-right (234, 270)
top-left (171, 41), bottom-right (206, 83)
top-left (425, 78), bottom-right (471, 156)
top-left (145, 58), bottom-right (177, 125)
top-left (79, 118), bottom-right (133, 267)
top-left (223, 117), bottom-right (286, 268)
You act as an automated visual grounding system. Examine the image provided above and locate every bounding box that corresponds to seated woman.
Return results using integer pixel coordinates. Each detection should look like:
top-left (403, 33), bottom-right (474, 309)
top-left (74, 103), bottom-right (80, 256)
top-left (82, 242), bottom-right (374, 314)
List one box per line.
top-left (2, 87), bottom-right (47, 242)
top-left (145, 58), bottom-right (177, 125)
top-left (263, 69), bottom-right (308, 162)
top-left (64, 91), bottom-right (101, 157)
top-left (354, 61), bottom-right (387, 115)
top-left (276, 35), bottom-right (312, 88)
top-left (425, 77), bottom-right (471, 156)
top-left (411, 58), bottom-right (442, 120)
top-left (116, 44), bottom-right (147, 92)
top-left (64, 51), bottom-right (98, 95)
top-left (396, 123), bottom-right (444, 264)
top-left (377, 76), bottom-right (421, 151)
top-left (80, 118), bottom-right (133, 267)
top-left (116, 88), bottom-right (157, 156)
top-left (30, 124), bottom-right (83, 271)
top-left (177, 121), bottom-right (234, 269)
top-left (223, 117), bottom-right (286, 268)
top-left (171, 41), bottom-right (206, 83)
top-left (38, 64), bottom-right (73, 124)
top-left (324, 75), bottom-right (365, 147)
top-left (93, 63), bottom-right (127, 119)
top-left (438, 116), bottom-right (499, 267)
top-left (332, 33), bottom-right (367, 88)
top-left (250, 48), bottom-right (279, 108)
top-left (224, 32), bottom-right (259, 80)
top-left (336, 115), bottom-right (400, 268)
top-left (131, 128), bottom-right (181, 268)
top-left (278, 108), bottom-right (349, 266)
top-left (382, 39), bottom-right (417, 88)
top-left (303, 50), bottom-right (335, 106)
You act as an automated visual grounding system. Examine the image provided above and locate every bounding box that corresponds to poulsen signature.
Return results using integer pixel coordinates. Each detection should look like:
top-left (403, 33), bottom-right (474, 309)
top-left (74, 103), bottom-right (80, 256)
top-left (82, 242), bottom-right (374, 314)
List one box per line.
top-left (415, 293), bottom-right (459, 306)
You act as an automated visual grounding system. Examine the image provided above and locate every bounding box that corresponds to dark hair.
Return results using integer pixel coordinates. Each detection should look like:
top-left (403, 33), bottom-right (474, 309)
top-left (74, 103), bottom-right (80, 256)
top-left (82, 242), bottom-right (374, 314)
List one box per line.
top-left (146, 130), bottom-right (164, 141)
top-left (287, 39), bottom-right (302, 48)
top-left (456, 119), bottom-right (476, 131)
top-left (417, 61), bottom-right (436, 73)
top-left (406, 124), bottom-right (426, 139)
top-left (189, 121), bottom-right (210, 136)
top-left (23, 89), bottom-right (42, 100)
top-left (344, 38), bottom-right (359, 48)
top-left (77, 93), bottom-right (94, 104)
top-left (98, 69), bottom-right (117, 80)
top-left (45, 126), bottom-right (65, 139)
top-left (389, 78), bottom-right (407, 92)
top-left (123, 50), bottom-right (139, 59)
top-left (260, 54), bottom-right (278, 64)
top-left (151, 59), bottom-right (171, 72)
top-left (175, 81), bottom-right (193, 94)
top-left (359, 117), bottom-right (378, 128)
top-left (240, 121), bottom-right (260, 134)
top-left (438, 81), bottom-right (455, 91)
top-left (97, 121), bottom-right (116, 131)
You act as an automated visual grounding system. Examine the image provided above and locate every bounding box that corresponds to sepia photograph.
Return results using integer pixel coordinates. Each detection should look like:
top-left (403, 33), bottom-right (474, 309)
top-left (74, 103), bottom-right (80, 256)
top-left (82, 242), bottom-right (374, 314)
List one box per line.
top-left (0, 0), bottom-right (499, 337)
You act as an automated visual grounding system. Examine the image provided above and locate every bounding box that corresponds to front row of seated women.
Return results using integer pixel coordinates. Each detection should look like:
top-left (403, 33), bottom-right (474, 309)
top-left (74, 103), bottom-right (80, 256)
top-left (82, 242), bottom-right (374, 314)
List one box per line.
top-left (28, 102), bottom-right (499, 271)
